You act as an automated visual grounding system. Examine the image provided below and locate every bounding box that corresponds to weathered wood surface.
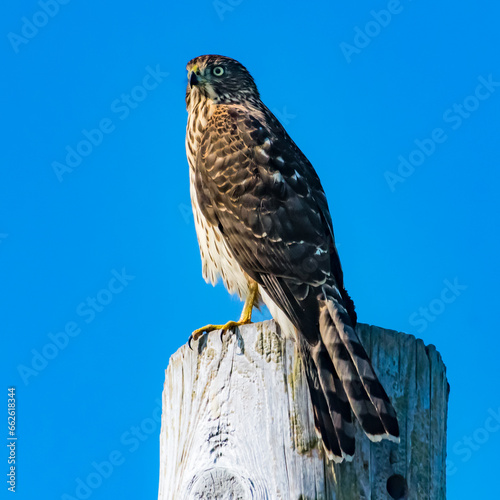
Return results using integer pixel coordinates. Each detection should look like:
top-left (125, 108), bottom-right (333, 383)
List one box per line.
top-left (158, 320), bottom-right (448, 500)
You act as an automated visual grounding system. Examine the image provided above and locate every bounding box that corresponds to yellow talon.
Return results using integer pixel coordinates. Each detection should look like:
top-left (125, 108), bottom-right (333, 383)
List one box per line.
top-left (189, 282), bottom-right (258, 347)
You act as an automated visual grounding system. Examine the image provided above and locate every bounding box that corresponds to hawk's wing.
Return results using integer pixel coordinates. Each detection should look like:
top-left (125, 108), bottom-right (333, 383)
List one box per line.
top-left (195, 104), bottom-right (355, 336)
top-left (195, 103), bottom-right (399, 458)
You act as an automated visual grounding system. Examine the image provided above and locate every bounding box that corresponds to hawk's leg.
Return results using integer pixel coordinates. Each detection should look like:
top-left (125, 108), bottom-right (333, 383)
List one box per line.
top-left (189, 282), bottom-right (259, 347)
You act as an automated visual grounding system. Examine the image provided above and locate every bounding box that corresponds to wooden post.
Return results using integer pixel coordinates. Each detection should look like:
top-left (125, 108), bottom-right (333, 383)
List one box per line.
top-left (158, 320), bottom-right (448, 500)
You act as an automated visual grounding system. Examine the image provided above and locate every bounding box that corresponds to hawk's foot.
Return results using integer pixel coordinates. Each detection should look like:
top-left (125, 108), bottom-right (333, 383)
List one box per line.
top-left (188, 318), bottom-right (252, 349)
top-left (188, 282), bottom-right (258, 349)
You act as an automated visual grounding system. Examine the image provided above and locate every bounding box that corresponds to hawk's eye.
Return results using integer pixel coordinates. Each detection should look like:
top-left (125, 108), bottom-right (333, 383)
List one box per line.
top-left (213, 66), bottom-right (224, 77)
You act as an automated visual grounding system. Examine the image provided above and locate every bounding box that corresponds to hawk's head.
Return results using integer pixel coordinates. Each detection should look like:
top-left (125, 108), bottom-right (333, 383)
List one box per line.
top-left (186, 55), bottom-right (259, 105)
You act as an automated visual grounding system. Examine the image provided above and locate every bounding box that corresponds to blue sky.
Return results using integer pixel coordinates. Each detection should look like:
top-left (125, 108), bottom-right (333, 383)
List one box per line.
top-left (2, 1), bottom-right (499, 498)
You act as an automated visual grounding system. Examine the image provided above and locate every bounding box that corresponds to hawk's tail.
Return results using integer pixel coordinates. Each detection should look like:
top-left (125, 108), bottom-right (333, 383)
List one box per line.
top-left (301, 288), bottom-right (400, 461)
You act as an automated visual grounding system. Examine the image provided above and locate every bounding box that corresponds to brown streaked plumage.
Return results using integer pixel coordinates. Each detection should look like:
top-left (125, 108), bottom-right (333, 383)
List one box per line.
top-left (185, 54), bottom-right (399, 461)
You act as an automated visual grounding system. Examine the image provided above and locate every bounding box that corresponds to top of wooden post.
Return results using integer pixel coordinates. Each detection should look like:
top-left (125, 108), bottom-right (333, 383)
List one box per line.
top-left (158, 320), bottom-right (448, 500)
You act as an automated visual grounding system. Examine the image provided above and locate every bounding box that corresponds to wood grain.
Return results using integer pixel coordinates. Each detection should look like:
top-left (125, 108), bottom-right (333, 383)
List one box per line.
top-left (158, 321), bottom-right (448, 500)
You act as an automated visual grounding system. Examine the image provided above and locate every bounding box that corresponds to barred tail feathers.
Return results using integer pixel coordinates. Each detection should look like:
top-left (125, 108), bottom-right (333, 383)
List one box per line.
top-left (299, 341), bottom-right (355, 462)
top-left (318, 291), bottom-right (400, 443)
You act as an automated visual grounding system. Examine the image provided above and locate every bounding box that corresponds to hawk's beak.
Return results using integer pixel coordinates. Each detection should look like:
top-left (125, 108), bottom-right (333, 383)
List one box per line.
top-left (189, 71), bottom-right (199, 87)
top-left (189, 64), bottom-right (201, 87)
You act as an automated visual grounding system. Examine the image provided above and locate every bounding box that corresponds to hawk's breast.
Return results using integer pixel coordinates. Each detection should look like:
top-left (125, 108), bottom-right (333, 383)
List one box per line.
top-left (186, 94), bottom-right (252, 300)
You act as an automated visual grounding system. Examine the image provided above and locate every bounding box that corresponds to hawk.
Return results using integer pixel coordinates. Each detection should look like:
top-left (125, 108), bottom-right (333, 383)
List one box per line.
top-left (185, 54), bottom-right (399, 462)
